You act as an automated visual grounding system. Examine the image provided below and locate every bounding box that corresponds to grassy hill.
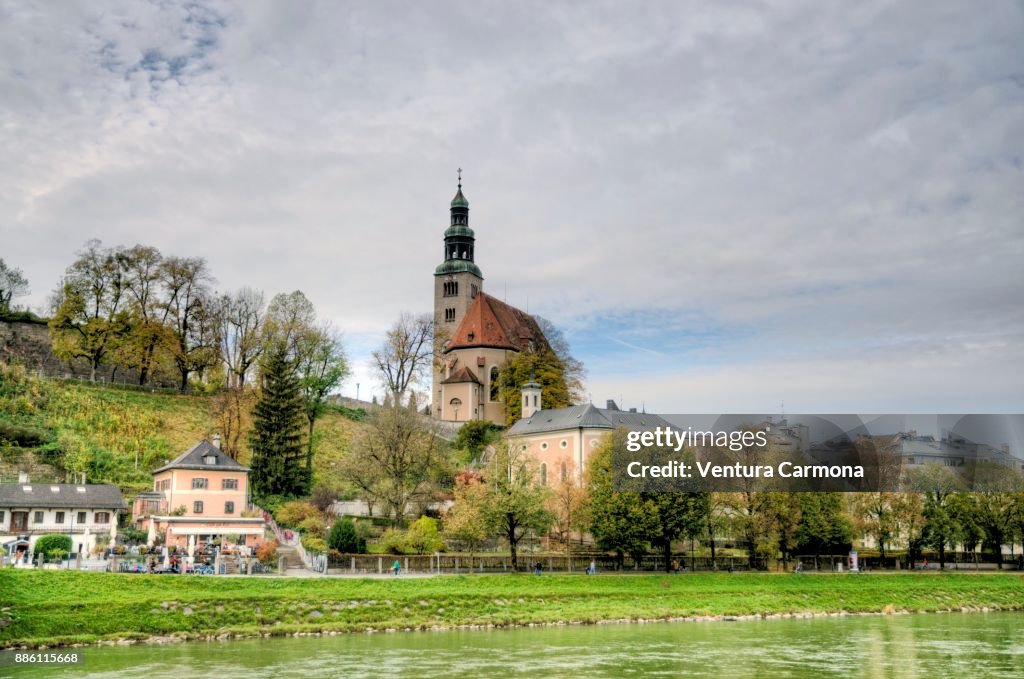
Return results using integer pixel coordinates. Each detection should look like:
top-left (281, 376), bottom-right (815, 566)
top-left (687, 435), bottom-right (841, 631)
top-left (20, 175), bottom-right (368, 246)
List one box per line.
top-left (0, 363), bottom-right (363, 497)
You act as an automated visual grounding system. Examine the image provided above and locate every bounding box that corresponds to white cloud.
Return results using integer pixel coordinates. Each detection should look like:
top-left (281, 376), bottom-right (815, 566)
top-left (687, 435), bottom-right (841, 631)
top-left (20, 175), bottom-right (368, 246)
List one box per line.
top-left (1, 1), bottom-right (1022, 409)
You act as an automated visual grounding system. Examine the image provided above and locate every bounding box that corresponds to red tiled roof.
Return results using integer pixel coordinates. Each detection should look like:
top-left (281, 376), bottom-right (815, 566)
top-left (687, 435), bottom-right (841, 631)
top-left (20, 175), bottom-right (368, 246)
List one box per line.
top-left (441, 366), bottom-right (481, 384)
top-left (445, 292), bottom-right (549, 353)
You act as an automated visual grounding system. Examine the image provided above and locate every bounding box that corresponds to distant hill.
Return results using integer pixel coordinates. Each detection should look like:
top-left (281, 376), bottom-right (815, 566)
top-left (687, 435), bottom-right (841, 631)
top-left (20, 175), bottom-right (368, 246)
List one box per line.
top-left (0, 363), bottom-right (364, 498)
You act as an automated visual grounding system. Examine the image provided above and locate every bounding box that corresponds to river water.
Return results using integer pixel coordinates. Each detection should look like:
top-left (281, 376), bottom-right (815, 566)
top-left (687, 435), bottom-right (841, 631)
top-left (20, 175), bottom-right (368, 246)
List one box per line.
top-left (3, 612), bottom-right (1022, 677)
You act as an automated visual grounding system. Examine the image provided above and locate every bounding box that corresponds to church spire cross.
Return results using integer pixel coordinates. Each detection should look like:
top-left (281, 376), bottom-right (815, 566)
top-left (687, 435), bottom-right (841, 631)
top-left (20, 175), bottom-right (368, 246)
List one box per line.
top-left (457, 167), bottom-right (462, 189)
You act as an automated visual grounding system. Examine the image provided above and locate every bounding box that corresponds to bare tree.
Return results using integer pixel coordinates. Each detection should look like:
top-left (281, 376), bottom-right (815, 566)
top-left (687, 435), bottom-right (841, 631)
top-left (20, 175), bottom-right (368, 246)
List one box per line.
top-left (342, 404), bottom-right (443, 527)
top-left (265, 290), bottom-right (316, 358)
top-left (0, 258), bottom-right (30, 313)
top-left (162, 256), bottom-right (218, 391)
top-left (372, 312), bottom-right (434, 407)
top-left (220, 287), bottom-right (266, 389)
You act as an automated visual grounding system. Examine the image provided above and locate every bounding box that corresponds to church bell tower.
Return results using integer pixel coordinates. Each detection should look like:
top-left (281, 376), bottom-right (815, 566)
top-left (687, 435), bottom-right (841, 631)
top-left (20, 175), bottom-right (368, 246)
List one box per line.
top-left (433, 169), bottom-right (484, 414)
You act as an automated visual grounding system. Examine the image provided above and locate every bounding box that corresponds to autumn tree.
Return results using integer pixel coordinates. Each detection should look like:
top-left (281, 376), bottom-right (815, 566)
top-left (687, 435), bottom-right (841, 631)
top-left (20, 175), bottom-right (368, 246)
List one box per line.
top-left (444, 470), bottom-right (489, 556)
top-left (495, 348), bottom-right (574, 424)
top-left (533, 315), bottom-right (586, 402)
top-left (118, 244), bottom-right (174, 385)
top-left (162, 256), bottom-right (219, 391)
top-left (49, 240), bottom-right (131, 382)
top-left (0, 258), bottom-right (30, 313)
top-left (480, 439), bottom-right (553, 570)
top-left (853, 492), bottom-right (901, 560)
top-left (548, 464), bottom-right (590, 567)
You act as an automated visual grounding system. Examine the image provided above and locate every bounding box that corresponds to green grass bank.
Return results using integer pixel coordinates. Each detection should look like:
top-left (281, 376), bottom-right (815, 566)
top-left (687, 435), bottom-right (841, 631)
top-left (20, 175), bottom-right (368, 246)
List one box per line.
top-left (3, 570), bottom-right (1024, 649)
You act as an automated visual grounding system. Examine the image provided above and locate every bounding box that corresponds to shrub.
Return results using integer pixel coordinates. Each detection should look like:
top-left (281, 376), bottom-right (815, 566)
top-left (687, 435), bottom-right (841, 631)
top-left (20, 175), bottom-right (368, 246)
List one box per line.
top-left (0, 421), bottom-right (51, 447)
top-left (301, 535), bottom-right (328, 553)
top-left (379, 528), bottom-right (407, 555)
top-left (406, 516), bottom-right (444, 554)
top-left (276, 501), bottom-right (321, 529)
top-left (256, 539), bottom-right (279, 563)
top-left (34, 534), bottom-right (72, 560)
top-left (327, 518), bottom-right (367, 554)
top-left (297, 515), bottom-right (326, 537)
top-left (118, 528), bottom-right (148, 545)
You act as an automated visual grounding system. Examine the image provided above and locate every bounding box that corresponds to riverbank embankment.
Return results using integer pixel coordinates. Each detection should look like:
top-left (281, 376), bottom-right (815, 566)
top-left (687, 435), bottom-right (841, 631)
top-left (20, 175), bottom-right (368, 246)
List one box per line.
top-left (2, 570), bottom-right (1023, 649)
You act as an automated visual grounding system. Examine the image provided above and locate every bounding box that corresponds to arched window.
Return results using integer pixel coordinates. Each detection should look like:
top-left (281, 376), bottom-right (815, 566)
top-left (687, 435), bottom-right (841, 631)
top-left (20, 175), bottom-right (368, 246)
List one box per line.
top-left (489, 366), bottom-right (499, 401)
top-left (560, 463), bottom-right (567, 483)
top-left (540, 463), bottom-right (547, 486)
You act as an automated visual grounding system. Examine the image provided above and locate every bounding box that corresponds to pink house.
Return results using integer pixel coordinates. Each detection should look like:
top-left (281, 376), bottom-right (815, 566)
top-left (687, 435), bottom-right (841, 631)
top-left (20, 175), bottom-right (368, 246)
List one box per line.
top-left (134, 438), bottom-right (266, 550)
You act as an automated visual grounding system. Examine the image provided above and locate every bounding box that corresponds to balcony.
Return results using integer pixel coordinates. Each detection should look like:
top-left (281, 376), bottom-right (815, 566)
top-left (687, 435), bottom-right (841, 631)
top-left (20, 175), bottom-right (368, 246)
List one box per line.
top-left (2, 523), bottom-right (115, 535)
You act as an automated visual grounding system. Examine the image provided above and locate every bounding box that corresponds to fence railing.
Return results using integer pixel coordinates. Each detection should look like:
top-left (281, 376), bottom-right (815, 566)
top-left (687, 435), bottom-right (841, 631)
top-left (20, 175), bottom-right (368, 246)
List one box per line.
top-left (325, 552), bottom-right (769, 574)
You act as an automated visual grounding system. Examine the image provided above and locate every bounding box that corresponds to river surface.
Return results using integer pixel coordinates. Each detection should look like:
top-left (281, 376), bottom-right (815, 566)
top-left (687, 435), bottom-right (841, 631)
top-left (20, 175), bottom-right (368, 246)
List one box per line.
top-left (3, 612), bottom-right (1023, 677)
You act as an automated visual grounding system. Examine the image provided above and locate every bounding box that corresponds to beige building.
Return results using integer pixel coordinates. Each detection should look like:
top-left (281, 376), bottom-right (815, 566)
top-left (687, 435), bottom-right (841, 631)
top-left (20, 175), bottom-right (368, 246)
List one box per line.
top-left (432, 175), bottom-right (548, 424)
top-left (506, 392), bottom-right (672, 487)
top-left (134, 438), bottom-right (265, 550)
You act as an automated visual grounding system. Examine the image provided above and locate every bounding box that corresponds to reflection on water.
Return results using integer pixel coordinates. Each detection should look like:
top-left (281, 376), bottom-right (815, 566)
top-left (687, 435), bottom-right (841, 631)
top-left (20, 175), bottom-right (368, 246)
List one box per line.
top-left (4, 612), bottom-right (1023, 678)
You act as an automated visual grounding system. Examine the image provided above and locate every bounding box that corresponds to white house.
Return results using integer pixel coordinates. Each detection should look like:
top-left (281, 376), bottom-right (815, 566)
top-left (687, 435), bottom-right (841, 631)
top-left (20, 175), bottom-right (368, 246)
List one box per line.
top-left (0, 475), bottom-right (125, 561)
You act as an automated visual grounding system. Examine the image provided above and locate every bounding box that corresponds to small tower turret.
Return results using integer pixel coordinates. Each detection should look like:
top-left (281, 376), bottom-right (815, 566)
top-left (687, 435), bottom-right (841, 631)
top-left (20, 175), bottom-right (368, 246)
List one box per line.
top-left (521, 377), bottom-right (542, 419)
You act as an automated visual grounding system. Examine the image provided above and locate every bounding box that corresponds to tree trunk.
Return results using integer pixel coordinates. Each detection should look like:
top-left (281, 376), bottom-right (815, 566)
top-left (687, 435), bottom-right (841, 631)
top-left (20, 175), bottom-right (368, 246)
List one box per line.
top-left (179, 368), bottom-right (190, 393)
top-left (662, 540), bottom-right (672, 573)
top-left (507, 518), bottom-right (518, 570)
top-left (305, 417), bottom-right (316, 495)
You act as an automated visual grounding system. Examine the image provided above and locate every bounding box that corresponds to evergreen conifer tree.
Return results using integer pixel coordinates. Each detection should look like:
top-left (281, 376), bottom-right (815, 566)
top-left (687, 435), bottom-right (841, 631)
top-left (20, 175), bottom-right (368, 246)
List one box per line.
top-left (249, 344), bottom-right (307, 498)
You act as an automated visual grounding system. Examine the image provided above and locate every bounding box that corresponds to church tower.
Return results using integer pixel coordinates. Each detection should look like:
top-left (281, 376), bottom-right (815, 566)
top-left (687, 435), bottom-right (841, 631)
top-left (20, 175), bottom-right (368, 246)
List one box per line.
top-left (433, 170), bottom-right (483, 414)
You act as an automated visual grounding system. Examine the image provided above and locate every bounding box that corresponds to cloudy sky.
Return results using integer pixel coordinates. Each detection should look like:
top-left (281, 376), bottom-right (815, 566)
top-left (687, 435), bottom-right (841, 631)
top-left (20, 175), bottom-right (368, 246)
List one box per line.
top-left (2, 1), bottom-right (1022, 413)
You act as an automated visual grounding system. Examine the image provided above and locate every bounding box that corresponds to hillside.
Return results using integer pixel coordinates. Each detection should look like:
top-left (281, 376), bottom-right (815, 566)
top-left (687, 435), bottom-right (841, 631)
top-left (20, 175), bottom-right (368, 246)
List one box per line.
top-left (0, 363), bottom-right (364, 497)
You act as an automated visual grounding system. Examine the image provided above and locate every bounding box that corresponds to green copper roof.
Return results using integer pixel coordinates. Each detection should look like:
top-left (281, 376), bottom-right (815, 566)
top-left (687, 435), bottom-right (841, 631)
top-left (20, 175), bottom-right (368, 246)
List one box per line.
top-left (435, 259), bottom-right (483, 277)
top-left (444, 225), bottom-right (475, 238)
top-left (451, 187), bottom-right (469, 208)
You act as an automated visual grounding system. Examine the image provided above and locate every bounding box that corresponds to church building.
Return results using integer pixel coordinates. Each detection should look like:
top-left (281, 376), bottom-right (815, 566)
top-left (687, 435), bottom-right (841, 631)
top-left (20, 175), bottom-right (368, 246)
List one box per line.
top-left (432, 173), bottom-right (549, 424)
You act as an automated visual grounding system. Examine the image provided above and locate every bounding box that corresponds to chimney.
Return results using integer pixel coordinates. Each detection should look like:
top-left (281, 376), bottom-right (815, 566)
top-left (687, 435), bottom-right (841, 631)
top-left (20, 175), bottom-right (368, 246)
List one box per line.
top-left (629, 408), bottom-right (638, 413)
top-left (18, 471), bottom-right (29, 483)
top-left (211, 434), bottom-right (221, 449)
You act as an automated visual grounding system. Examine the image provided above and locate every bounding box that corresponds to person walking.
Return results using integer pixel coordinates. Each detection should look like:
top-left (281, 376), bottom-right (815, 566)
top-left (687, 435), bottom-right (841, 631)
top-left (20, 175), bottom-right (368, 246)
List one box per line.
top-left (587, 560), bottom-right (597, 576)
top-left (393, 559), bottom-right (401, 576)
top-left (534, 561), bottom-right (543, 576)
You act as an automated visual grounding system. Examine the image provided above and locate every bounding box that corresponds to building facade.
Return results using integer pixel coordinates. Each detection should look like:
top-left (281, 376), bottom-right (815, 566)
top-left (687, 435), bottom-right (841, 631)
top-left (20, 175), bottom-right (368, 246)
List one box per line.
top-left (506, 392), bottom-right (672, 487)
top-left (134, 438), bottom-right (265, 550)
top-left (0, 477), bottom-right (125, 560)
top-left (432, 175), bottom-right (548, 425)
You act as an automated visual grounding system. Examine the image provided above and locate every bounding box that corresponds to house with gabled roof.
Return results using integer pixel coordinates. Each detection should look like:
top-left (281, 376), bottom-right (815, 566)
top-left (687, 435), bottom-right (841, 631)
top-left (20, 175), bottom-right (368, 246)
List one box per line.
top-left (134, 437), bottom-right (266, 551)
top-left (506, 389), bottom-right (671, 487)
top-left (0, 475), bottom-right (125, 559)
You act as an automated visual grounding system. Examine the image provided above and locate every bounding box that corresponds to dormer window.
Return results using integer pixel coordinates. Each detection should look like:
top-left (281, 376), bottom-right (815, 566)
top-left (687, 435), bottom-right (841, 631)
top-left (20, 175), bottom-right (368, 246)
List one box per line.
top-left (204, 455), bottom-right (217, 465)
